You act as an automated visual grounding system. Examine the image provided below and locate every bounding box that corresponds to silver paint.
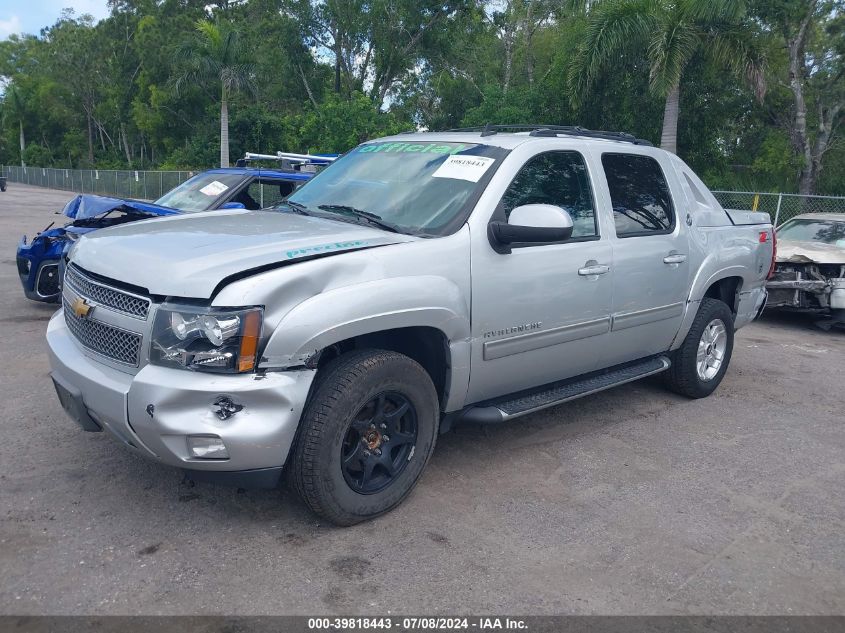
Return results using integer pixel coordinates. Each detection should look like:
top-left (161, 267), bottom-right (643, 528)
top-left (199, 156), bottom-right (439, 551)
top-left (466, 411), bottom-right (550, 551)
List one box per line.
top-left (48, 130), bottom-right (773, 475)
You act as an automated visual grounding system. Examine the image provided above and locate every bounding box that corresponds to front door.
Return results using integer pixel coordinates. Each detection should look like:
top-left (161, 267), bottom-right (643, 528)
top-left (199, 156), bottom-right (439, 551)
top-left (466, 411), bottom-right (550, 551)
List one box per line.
top-left (467, 150), bottom-right (614, 404)
top-left (599, 152), bottom-right (691, 366)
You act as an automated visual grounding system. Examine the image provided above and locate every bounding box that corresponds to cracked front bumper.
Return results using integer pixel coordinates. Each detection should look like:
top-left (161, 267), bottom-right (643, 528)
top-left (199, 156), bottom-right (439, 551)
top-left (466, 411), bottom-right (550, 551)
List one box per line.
top-left (766, 278), bottom-right (845, 311)
top-left (47, 310), bottom-right (315, 485)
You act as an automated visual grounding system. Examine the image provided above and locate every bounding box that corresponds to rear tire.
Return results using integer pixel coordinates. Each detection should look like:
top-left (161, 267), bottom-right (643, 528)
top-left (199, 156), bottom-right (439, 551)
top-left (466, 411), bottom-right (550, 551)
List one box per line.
top-left (289, 349), bottom-right (439, 526)
top-left (665, 298), bottom-right (735, 399)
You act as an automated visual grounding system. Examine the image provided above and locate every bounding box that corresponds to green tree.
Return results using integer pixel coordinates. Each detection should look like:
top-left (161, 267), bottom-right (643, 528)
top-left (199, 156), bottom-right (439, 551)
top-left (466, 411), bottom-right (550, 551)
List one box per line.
top-left (750, 0), bottom-right (844, 194)
top-left (569, 0), bottom-right (766, 154)
top-left (173, 19), bottom-right (256, 167)
top-left (4, 86), bottom-right (28, 166)
top-left (282, 91), bottom-right (405, 153)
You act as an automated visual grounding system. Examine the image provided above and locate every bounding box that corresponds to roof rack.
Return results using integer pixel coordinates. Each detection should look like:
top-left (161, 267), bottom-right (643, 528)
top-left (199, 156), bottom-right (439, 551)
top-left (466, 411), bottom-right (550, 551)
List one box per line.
top-left (235, 151), bottom-right (337, 170)
top-left (444, 124), bottom-right (653, 146)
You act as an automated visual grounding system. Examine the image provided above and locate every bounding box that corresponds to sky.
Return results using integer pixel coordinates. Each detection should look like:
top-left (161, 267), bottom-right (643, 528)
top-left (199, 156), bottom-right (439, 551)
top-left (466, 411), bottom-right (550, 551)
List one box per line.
top-left (0, 0), bottom-right (110, 39)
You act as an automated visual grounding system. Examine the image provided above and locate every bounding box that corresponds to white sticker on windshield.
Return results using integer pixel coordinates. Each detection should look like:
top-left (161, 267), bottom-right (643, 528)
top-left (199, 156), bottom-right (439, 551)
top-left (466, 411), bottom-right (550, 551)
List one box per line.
top-left (199, 180), bottom-right (229, 196)
top-left (431, 155), bottom-right (495, 182)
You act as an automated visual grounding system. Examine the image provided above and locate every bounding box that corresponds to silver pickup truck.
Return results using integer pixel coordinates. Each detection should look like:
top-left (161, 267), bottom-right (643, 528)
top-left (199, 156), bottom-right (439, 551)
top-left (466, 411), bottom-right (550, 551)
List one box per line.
top-left (47, 126), bottom-right (774, 525)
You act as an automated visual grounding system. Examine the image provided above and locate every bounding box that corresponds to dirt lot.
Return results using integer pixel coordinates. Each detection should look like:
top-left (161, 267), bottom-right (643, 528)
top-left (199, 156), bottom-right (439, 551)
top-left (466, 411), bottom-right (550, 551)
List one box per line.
top-left (1, 183), bottom-right (843, 616)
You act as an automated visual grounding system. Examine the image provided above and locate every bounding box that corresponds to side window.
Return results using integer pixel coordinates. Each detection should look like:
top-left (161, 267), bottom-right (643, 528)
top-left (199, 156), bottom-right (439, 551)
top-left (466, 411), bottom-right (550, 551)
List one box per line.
top-left (601, 153), bottom-right (674, 237)
top-left (243, 179), bottom-right (298, 209)
top-left (232, 182), bottom-right (261, 209)
top-left (501, 151), bottom-right (597, 238)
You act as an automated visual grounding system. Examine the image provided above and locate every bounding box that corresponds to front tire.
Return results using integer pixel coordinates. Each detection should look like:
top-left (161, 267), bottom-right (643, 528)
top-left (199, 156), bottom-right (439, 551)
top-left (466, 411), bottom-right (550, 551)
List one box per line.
top-left (289, 349), bottom-right (439, 526)
top-left (665, 298), bottom-right (735, 399)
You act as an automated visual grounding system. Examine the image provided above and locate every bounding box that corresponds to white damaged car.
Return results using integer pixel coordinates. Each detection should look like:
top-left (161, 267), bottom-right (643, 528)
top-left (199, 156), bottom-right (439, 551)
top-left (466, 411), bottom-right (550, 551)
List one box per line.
top-left (767, 213), bottom-right (845, 325)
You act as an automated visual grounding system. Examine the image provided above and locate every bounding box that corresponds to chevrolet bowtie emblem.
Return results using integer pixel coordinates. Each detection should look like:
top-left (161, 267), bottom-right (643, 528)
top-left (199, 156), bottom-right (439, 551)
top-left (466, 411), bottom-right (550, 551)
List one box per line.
top-left (71, 297), bottom-right (93, 319)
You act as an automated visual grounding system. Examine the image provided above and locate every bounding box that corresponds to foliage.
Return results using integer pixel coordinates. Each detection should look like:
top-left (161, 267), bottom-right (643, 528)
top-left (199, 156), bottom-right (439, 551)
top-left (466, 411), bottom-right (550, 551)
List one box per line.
top-left (567, 0), bottom-right (767, 153)
top-left (0, 0), bottom-right (842, 193)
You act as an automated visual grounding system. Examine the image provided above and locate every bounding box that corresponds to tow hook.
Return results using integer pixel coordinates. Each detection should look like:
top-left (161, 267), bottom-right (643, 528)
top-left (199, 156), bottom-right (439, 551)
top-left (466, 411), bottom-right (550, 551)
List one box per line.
top-left (212, 396), bottom-right (243, 421)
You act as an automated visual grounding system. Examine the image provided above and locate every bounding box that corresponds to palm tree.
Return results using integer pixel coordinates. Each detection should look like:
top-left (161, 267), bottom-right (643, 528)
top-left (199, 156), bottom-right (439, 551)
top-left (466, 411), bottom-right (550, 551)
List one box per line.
top-left (5, 86), bottom-right (28, 167)
top-left (173, 20), bottom-right (256, 168)
top-left (569, 0), bottom-right (765, 154)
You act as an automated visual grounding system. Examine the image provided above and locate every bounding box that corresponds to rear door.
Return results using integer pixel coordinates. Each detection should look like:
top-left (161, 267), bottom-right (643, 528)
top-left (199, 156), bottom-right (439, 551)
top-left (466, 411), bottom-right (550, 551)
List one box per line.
top-left (598, 152), bottom-right (691, 366)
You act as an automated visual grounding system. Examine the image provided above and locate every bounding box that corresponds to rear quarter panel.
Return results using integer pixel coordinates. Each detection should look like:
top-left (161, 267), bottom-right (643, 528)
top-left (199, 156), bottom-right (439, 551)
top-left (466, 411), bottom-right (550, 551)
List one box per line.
top-left (672, 223), bottom-right (773, 347)
top-left (666, 156), bottom-right (773, 345)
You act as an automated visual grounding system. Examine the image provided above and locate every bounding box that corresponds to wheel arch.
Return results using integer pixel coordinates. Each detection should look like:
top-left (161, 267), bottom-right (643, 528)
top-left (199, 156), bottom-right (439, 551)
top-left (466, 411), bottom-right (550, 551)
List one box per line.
top-left (671, 268), bottom-right (746, 350)
top-left (702, 275), bottom-right (743, 315)
top-left (259, 276), bottom-right (471, 412)
top-left (313, 326), bottom-right (452, 411)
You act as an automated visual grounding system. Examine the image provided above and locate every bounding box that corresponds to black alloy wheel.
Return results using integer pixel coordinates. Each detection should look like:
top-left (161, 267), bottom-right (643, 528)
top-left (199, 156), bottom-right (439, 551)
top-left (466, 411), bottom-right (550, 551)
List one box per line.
top-left (341, 392), bottom-right (418, 494)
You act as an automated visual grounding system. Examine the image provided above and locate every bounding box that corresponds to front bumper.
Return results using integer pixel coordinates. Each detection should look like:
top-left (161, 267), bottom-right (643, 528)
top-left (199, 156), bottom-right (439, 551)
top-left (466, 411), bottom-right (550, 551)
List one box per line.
top-left (17, 235), bottom-right (62, 302)
top-left (47, 310), bottom-right (316, 486)
top-left (766, 277), bottom-right (845, 311)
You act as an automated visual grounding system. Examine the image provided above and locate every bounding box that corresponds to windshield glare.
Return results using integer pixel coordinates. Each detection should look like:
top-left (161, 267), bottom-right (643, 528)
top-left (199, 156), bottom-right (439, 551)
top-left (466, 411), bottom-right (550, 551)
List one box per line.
top-left (284, 141), bottom-right (505, 234)
top-left (155, 173), bottom-right (245, 212)
top-left (778, 219), bottom-right (845, 245)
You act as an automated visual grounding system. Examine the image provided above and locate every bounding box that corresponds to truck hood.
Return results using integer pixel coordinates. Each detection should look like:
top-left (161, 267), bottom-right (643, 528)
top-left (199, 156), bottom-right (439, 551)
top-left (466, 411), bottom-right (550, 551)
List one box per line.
top-left (63, 194), bottom-right (180, 221)
top-left (70, 209), bottom-right (416, 298)
top-left (776, 239), bottom-right (845, 265)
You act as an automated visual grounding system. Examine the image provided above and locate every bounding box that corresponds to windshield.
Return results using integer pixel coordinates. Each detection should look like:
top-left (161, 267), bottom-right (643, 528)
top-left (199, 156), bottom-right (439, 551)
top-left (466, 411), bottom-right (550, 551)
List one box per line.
top-left (778, 218), bottom-right (845, 245)
top-left (154, 172), bottom-right (245, 212)
top-left (283, 141), bottom-right (506, 235)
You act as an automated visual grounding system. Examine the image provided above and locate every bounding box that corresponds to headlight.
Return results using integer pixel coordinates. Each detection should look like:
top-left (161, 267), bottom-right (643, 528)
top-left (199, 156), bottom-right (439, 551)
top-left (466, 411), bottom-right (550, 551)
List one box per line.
top-left (151, 305), bottom-right (263, 373)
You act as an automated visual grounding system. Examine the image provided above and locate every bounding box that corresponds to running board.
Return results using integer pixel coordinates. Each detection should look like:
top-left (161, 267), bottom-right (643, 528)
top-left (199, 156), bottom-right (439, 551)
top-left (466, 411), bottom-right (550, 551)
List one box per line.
top-left (460, 356), bottom-right (671, 425)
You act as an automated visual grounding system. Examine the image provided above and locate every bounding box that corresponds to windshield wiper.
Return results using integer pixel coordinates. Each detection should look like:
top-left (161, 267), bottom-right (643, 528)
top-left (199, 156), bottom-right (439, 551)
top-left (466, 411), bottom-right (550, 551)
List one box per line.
top-left (317, 204), bottom-right (403, 234)
top-left (278, 200), bottom-right (313, 215)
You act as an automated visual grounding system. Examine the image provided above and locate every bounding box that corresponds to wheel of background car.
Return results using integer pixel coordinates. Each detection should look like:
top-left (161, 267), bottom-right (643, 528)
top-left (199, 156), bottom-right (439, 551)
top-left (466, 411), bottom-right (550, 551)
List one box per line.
top-left (664, 298), bottom-right (735, 399)
top-left (289, 349), bottom-right (439, 526)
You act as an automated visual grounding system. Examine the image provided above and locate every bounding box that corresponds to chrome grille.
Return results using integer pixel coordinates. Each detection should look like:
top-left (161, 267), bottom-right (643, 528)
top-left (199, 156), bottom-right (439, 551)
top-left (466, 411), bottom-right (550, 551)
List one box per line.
top-left (63, 298), bottom-right (142, 366)
top-left (65, 265), bottom-right (150, 319)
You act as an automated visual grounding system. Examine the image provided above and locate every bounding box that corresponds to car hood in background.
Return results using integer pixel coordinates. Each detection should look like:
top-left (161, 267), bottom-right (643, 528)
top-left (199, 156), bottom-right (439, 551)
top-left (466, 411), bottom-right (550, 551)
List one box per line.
top-left (776, 239), bottom-right (845, 265)
top-left (63, 194), bottom-right (180, 221)
top-left (70, 209), bottom-right (417, 298)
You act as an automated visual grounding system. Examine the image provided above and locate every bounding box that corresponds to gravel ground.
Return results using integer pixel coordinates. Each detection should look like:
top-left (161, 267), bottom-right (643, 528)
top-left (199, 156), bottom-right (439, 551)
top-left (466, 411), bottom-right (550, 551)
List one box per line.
top-left (1, 183), bottom-right (843, 616)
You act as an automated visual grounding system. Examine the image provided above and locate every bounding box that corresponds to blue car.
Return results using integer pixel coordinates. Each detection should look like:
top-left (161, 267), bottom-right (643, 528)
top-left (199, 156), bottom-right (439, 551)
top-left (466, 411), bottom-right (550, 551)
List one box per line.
top-left (17, 155), bottom-right (332, 302)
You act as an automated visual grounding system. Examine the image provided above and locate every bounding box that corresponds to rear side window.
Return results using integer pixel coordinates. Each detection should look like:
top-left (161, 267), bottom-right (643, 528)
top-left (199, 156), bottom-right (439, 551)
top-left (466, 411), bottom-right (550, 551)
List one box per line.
top-left (501, 151), bottom-right (597, 238)
top-left (602, 153), bottom-right (674, 237)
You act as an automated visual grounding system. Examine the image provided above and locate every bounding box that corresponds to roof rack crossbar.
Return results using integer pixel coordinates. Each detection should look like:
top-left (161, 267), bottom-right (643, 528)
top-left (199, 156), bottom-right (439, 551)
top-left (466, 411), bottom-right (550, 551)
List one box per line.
top-left (243, 151), bottom-right (336, 164)
top-left (443, 124), bottom-right (653, 146)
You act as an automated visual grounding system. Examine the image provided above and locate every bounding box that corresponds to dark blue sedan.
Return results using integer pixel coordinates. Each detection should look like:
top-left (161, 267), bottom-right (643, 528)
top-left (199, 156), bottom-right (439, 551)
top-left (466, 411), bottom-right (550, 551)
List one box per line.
top-left (17, 157), bottom-right (330, 303)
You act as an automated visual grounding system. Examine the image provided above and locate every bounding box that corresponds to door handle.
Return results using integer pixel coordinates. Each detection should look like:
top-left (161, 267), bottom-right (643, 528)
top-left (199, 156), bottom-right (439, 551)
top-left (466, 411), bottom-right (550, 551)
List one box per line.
top-left (578, 264), bottom-right (610, 276)
top-left (663, 253), bottom-right (687, 265)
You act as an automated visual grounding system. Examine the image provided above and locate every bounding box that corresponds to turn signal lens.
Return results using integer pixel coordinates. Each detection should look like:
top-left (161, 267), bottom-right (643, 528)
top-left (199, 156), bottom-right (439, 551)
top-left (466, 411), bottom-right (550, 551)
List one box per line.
top-left (238, 310), bottom-right (261, 372)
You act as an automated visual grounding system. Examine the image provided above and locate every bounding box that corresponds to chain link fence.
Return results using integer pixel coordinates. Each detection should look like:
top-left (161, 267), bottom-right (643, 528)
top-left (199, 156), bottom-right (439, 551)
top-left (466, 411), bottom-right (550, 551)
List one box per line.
top-left (3, 166), bottom-right (844, 228)
top-left (712, 191), bottom-right (845, 227)
top-left (1, 165), bottom-right (194, 201)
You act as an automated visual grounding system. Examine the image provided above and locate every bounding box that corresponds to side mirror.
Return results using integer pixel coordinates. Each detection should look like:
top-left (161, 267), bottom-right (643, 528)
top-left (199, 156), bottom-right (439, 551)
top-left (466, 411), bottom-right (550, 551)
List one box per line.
top-left (221, 201), bottom-right (246, 210)
top-left (490, 204), bottom-right (574, 248)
